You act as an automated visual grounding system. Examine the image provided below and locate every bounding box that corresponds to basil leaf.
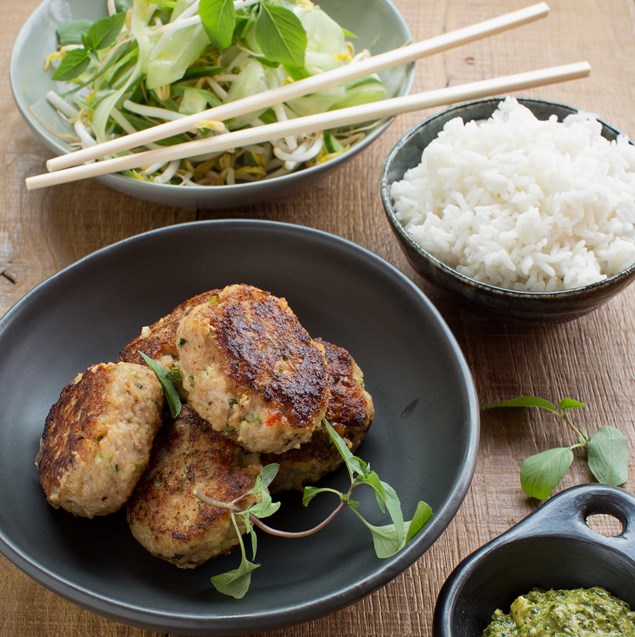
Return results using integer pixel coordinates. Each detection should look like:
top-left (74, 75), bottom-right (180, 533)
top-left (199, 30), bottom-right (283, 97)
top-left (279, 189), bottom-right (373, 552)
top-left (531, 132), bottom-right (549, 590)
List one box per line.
top-left (406, 501), bottom-right (433, 542)
top-left (199, 0), bottom-right (236, 51)
top-left (588, 426), bottom-right (629, 486)
top-left (558, 397), bottom-right (586, 413)
top-left (115, 0), bottom-right (133, 11)
top-left (57, 19), bottom-right (93, 46)
top-left (302, 485), bottom-right (326, 507)
top-left (363, 520), bottom-right (406, 558)
top-left (246, 466), bottom-right (280, 519)
top-left (256, 463), bottom-right (280, 491)
top-left (520, 447), bottom-right (574, 500)
top-left (485, 396), bottom-right (557, 413)
top-left (211, 558), bottom-right (260, 599)
top-left (83, 12), bottom-right (126, 52)
top-left (138, 351), bottom-right (182, 419)
top-left (255, 3), bottom-right (307, 68)
top-left (323, 419), bottom-right (367, 479)
top-left (52, 48), bottom-right (91, 81)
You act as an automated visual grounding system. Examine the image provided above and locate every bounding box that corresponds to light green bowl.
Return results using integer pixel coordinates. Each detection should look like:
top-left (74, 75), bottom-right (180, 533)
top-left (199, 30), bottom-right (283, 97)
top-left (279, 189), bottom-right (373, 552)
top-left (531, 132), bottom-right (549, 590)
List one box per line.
top-left (11, 0), bottom-right (413, 209)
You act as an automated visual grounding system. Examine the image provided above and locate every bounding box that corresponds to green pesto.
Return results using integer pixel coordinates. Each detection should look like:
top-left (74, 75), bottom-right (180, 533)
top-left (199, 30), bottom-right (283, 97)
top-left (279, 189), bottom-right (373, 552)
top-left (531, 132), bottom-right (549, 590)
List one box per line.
top-left (483, 587), bottom-right (635, 637)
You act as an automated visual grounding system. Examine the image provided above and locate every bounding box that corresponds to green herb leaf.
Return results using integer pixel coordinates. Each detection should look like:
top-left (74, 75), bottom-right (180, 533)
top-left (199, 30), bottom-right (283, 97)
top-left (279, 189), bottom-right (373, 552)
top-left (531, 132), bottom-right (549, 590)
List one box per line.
top-left (520, 447), bottom-right (574, 500)
top-left (82, 12), bottom-right (126, 52)
top-left (245, 464), bottom-right (281, 519)
top-left (588, 426), bottom-right (629, 486)
top-left (52, 49), bottom-right (91, 81)
top-left (558, 397), bottom-right (586, 413)
top-left (255, 3), bottom-right (307, 68)
top-left (115, 0), bottom-right (133, 11)
top-left (323, 419), bottom-right (367, 479)
top-left (210, 514), bottom-right (260, 599)
top-left (301, 485), bottom-right (343, 507)
top-left (485, 396), bottom-right (557, 413)
top-left (211, 559), bottom-right (259, 599)
top-left (256, 463), bottom-right (280, 491)
top-left (57, 20), bottom-right (93, 46)
top-left (406, 501), bottom-right (434, 542)
top-left (355, 516), bottom-right (407, 558)
top-left (138, 351), bottom-right (182, 419)
top-left (199, 0), bottom-right (237, 51)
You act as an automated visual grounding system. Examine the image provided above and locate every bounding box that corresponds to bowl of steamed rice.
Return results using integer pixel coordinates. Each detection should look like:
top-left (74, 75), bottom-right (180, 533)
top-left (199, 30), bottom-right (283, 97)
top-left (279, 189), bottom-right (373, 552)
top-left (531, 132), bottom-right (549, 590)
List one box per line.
top-left (380, 97), bottom-right (635, 322)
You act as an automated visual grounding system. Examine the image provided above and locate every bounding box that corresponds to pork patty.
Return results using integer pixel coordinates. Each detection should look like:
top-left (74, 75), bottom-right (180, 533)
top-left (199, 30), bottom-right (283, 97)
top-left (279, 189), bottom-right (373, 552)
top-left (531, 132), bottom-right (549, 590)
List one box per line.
top-left (36, 362), bottom-right (164, 518)
top-left (264, 338), bottom-right (374, 492)
top-left (126, 404), bottom-right (262, 568)
top-left (176, 284), bottom-right (330, 454)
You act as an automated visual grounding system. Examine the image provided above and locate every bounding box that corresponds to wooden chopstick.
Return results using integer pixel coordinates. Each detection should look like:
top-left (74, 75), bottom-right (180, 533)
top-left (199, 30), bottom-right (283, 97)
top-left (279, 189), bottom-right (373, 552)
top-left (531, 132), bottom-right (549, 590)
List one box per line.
top-left (25, 61), bottom-right (591, 191)
top-left (45, 2), bottom-right (551, 172)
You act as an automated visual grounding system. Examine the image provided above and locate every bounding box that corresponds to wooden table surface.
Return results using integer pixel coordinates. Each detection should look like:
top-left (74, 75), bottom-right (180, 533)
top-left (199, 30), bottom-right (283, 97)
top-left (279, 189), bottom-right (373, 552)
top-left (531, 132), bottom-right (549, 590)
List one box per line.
top-left (2, 0), bottom-right (635, 635)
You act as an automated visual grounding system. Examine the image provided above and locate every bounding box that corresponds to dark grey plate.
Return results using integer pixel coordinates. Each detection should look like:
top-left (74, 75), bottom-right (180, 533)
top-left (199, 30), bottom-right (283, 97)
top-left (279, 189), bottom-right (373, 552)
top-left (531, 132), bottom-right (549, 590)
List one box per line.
top-left (0, 220), bottom-right (478, 635)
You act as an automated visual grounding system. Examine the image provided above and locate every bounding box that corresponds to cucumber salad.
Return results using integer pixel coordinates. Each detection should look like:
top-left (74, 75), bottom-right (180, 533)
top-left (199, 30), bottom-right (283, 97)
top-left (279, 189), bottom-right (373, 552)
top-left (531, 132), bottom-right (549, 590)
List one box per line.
top-left (45, 0), bottom-right (388, 185)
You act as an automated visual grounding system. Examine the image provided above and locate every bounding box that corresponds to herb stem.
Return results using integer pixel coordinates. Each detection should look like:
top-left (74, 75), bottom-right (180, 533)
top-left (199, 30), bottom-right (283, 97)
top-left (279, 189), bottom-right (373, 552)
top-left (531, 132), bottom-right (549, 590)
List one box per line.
top-left (249, 500), bottom-right (347, 539)
top-left (562, 412), bottom-right (588, 444)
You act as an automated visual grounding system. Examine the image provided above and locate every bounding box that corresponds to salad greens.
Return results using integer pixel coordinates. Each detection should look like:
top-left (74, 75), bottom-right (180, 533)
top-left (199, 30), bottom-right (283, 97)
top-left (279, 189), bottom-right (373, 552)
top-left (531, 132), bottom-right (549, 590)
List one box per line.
top-left (46, 0), bottom-right (388, 185)
top-left (486, 395), bottom-right (629, 500)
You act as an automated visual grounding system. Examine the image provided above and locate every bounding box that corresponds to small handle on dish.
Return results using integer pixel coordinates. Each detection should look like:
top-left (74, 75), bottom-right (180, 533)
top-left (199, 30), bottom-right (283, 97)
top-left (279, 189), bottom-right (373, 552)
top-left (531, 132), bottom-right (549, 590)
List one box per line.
top-left (511, 483), bottom-right (635, 559)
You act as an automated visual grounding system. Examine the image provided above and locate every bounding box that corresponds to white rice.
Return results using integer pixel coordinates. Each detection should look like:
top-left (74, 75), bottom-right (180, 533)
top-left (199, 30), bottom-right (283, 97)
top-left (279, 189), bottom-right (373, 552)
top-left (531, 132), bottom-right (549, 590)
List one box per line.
top-left (390, 97), bottom-right (635, 291)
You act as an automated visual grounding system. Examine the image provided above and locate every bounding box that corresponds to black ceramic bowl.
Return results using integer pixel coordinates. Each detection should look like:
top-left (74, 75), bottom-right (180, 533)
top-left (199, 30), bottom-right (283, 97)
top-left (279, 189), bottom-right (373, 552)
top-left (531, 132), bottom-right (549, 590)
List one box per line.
top-left (0, 220), bottom-right (478, 636)
top-left (380, 98), bottom-right (635, 322)
top-left (433, 483), bottom-right (635, 636)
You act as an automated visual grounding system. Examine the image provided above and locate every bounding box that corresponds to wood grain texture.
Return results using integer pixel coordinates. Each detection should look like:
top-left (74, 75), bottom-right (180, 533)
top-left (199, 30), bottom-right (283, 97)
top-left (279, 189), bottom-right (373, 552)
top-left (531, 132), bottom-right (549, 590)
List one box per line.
top-left (1, 0), bottom-right (635, 635)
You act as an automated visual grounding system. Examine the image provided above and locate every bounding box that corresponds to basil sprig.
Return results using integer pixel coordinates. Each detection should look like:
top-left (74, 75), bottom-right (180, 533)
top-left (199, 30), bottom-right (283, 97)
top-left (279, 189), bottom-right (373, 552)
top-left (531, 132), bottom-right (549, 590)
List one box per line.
top-left (198, 0), bottom-right (307, 68)
top-left (52, 12), bottom-right (126, 81)
top-left (208, 420), bottom-right (433, 598)
top-left (209, 464), bottom-right (280, 599)
top-left (305, 420), bottom-right (433, 557)
top-left (486, 396), bottom-right (629, 500)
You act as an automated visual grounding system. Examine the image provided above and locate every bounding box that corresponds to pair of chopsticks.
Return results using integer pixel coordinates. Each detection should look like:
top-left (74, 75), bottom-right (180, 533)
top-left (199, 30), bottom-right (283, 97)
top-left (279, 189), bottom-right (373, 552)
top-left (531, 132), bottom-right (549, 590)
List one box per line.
top-left (25, 2), bottom-right (590, 190)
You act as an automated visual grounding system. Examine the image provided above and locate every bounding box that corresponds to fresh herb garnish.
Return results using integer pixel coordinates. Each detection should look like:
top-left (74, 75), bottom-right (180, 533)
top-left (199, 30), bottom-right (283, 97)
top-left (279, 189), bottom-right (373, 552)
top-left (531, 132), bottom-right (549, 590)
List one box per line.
top-left (138, 351), bottom-right (182, 419)
top-left (199, 0), bottom-right (236, 51)
top-left (254, 3), bottom-right (307, 68)
top-left (197, 463), bottom-right (280, 599)
top-left (56, 20), bottom-right (93, 46)
top-left (207, 419), bottom-right (432, 597)
top-left (486, 396), bottom-right (629, 500)
top-left (198, 0), bottom-right (307, 68)
top-left (52, 12), bottom-right (127, 81)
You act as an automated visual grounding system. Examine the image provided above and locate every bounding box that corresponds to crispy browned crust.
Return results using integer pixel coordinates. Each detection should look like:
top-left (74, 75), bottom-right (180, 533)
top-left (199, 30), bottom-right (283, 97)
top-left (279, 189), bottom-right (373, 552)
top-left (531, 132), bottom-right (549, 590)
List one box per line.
top-left (117, 290), bottom-right (221, 365)
top-left (265, 339), bottom-right (375, 492)
top-left (126, 404), bottom-right (262, 568)
top-left (213, 285), bottom-right (329, 428)
top-left (36, 362), bottom-right (164, 517)
top-left (318, 338), bottom-right (374, 449)
top-left (179, 284), bottom-right (330, 436)
top-left (37, 364), bottom-right (112, 495)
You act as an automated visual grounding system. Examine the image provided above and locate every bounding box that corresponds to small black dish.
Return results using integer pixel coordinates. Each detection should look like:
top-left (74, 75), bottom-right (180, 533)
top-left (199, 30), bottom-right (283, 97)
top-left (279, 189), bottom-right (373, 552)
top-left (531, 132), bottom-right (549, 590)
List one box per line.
top-left (380, 98), bottom-right (635, 323)
top-left (433, 483), bottom-right (635, 636)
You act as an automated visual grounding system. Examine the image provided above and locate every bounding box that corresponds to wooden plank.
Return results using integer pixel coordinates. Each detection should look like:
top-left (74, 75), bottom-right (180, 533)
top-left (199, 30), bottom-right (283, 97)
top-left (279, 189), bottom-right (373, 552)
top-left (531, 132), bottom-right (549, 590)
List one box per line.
top-left (1, 1), bottom-right (634, 635)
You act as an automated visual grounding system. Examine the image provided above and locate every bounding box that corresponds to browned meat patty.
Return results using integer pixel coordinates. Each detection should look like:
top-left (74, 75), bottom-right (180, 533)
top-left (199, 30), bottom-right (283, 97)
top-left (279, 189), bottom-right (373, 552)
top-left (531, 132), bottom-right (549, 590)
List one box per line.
top-left (126, 404), bottom-right (262, 568)
top-left (117, 289), bottom-right (220, 373)
top-left (36, 362), bottom-right (164, 518)
top-left (176, 284), bottom-right (330, 454)
top-left (264, 338), bottom-right (375, 493)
